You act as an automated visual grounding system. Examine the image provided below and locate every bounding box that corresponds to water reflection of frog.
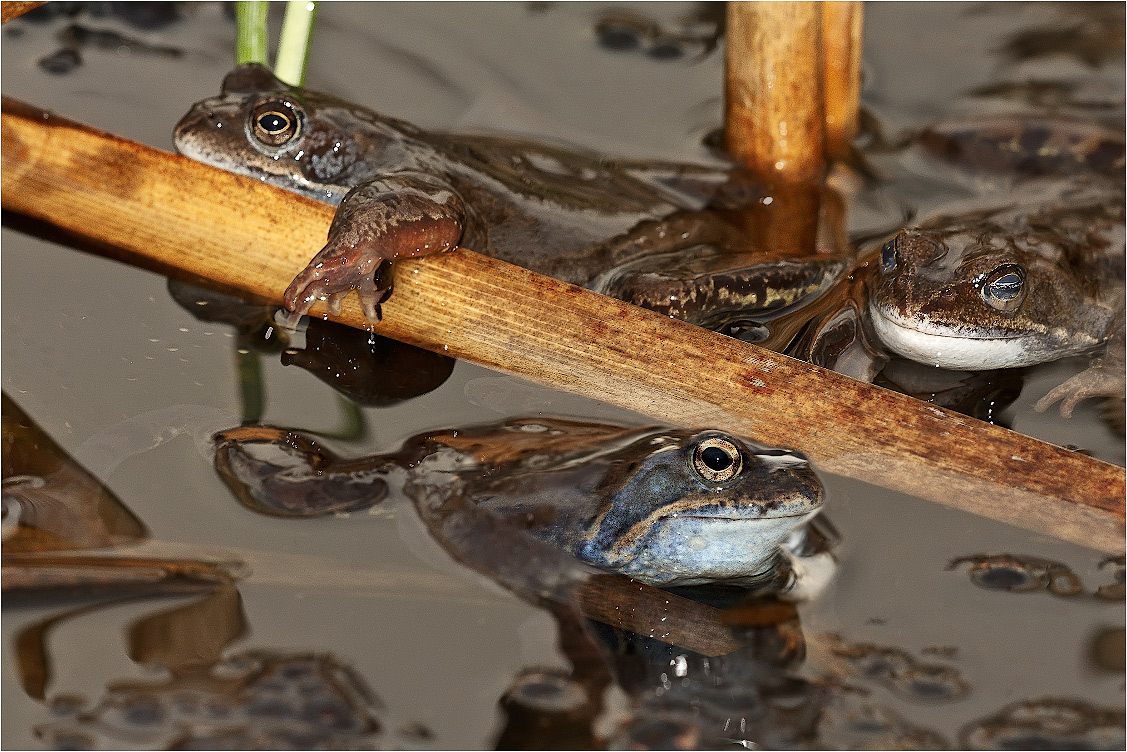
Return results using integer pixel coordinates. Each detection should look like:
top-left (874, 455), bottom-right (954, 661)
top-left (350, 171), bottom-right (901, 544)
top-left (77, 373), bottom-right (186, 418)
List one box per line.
top-left (175, 64), bottom-right (848, 329)
top-left (917, 116), bottom-right (1126, 181)
top-left (166, 279), bottom-right (455, 412)
top-left (214, 418), bottom-right (828, 589)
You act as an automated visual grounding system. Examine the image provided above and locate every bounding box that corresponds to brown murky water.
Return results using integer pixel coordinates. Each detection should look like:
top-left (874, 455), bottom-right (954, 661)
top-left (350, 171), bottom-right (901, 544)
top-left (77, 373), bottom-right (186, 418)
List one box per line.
top-left (2, 3), bottom-right (1124, 749)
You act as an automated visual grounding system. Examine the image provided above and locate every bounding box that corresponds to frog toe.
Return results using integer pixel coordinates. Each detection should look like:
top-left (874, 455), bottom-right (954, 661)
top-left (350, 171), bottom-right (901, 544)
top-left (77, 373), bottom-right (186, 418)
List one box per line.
top-left (326, 289), bottom-right (349, 317)
top-left (280, 307), bottom-right (306, 332)
top-left (357, 260), bottom-right (394, 323)
top-left (282, 268), bottom-right (328, 321)
top-left (1035, 380), bottom-right (1082, 417)
top-left (1034, 368), bottom-right (1121, 417)
top-left (357, 287), bottom-right (389, 323)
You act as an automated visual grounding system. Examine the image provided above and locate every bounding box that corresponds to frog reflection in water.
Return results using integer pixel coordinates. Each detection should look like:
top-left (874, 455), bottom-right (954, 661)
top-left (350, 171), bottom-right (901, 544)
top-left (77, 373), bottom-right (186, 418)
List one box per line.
top-left (214, 418), bottom-right (827, 589)
top-left (175, 64), bottom-right (847, 330)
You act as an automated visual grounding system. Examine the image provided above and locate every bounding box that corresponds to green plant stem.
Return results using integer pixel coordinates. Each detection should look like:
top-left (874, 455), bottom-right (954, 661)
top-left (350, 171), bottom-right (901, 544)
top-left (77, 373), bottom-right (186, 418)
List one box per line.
top-left (235, 1), bottom-right (269, 66)
top-left (308, 395), bottom-right (367, 442)
top-left (234, 336), bottom-right (265, 424)
top-left (274, 1), bottom-right (318, 86)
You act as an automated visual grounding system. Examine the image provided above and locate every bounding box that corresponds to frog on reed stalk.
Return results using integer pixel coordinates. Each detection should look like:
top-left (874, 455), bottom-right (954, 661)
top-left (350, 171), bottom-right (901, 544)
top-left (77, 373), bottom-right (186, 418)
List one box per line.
top-left (174, 64), bottom-right (848, 331)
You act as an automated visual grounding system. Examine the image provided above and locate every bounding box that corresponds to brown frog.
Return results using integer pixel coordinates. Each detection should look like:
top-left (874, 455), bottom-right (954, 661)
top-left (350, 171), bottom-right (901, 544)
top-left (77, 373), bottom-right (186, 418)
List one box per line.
top-left (174, 64), bottom-right (848, 330)
top-left (918, 116), bottom-right (1126, 181)
top-left (795, 115), bottom-right (1125, 416)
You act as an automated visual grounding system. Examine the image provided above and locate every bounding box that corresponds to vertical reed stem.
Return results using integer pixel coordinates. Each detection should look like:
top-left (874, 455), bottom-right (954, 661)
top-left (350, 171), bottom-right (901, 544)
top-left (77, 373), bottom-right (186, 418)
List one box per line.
top-left (822, 1), bottom-right (864, 159)
top-left (274, 0), bottom-right (318, 86)
top-left (235, 1), bottom-right (269, 66)
top-left (724, 1), bottom-right (826, 184)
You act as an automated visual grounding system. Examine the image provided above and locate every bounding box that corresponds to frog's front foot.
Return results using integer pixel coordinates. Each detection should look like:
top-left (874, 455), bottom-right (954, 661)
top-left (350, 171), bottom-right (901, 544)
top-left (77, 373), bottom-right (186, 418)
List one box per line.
top-left (281, 173), bottom-right (466, 328)
top-left (1035, 323), bottom-right (1125, 417)
top-left (282, 254), bottom-right (394, 329)
top-left (1034, 366), bottom-right (1125, 417)
top-left (1034, 357), bottom-right (1126, 417)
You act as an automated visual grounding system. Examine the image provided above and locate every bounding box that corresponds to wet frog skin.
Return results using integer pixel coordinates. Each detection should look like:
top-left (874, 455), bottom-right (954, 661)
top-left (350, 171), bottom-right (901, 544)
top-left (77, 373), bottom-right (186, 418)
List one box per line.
top-left (175, 64), bottom-right (848, 329)
top-left (214, 418), bottom-right (826, 588)
top-left (868, 176), bottom-right (1125, 414)
top-left (795, 113), bottom-right (1125, 414)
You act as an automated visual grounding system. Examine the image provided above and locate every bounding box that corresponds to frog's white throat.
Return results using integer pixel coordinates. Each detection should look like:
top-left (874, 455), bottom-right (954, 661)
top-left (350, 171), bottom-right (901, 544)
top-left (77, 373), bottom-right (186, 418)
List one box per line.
top-left (869, 304), bottom-right (1037, 370)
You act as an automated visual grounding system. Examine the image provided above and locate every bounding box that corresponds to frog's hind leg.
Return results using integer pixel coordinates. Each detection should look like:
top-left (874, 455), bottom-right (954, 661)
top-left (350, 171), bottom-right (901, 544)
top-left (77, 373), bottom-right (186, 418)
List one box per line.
top-left (213, 425), bottom-right (397, 517)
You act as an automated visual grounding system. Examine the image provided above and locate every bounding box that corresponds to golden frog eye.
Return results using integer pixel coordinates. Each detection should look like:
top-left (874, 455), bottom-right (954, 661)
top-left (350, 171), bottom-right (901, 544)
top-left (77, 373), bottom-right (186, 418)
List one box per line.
top-left (691, 436), bottom-right (743, 484)
top-left (250, 100), bottom-right (300, 147)
top-left (979, 263), bottom-right (1026, 313)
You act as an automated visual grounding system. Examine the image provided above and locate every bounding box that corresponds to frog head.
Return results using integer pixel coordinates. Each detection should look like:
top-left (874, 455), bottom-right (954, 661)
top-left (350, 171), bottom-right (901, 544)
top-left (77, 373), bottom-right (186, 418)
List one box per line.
top-left (174, 64), bottom-right (423, 204)
top-left (868, 217), bottom-right (1113, 370)
top-left (578, 430), bottom-right (823, 587)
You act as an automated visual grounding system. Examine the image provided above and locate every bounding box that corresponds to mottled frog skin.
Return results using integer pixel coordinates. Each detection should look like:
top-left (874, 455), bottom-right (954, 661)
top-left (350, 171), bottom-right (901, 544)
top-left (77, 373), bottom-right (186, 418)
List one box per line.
top-left (918, 116), bottom-right (1126, 181)
top-left (175, 64), bottom-right (847, 328)
top-left (214, 418), bottom-right (826, 588)
top-left (800, 117), bottom-right (1125, 416)
top-left (870, 178), bottom-right (1123, 371)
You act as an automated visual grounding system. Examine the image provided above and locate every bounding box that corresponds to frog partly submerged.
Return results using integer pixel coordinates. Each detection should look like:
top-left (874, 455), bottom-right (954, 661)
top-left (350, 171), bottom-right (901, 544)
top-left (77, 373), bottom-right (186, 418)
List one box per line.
top-left (174, 64), bottom-right (848, 330)
top-left (213, 418), bottom-right (829, 590)
top-left (797, 118), bottom-right (1125, 416)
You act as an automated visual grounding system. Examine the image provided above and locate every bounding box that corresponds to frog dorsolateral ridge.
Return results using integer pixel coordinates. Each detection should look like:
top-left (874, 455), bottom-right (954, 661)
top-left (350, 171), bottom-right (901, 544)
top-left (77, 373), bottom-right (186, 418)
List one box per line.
top-left (213, 418), bottom-right (829, 590)
top-left (175, 64), bottom-right (848, 330)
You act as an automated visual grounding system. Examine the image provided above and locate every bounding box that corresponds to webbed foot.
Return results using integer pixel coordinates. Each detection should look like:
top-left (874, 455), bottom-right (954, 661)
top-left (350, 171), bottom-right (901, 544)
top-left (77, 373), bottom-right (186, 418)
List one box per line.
top-left (213, 425), bottom-right (394, 517)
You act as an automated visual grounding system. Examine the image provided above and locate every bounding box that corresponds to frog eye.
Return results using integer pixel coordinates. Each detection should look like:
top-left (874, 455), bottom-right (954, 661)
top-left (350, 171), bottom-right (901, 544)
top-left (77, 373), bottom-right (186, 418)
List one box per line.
top-left (980, 263), bottom-right (1026, 312)
top-left (691, 436), bottom-right (743, 484)
top-left (250, 101), bottom-right (300, 147)
top-left (880, 236), bottom-right (899, 271)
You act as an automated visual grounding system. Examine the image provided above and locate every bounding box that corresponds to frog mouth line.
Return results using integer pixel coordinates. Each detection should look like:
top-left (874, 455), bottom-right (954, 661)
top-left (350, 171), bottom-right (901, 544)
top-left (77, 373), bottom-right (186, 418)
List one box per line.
top-left (605, 499), bottom-right (819, 560)
top-left (678, 511), bottom-right (815, 521)
top-left (869, 303), bottom-right (1037, 369)
top-left (870, 303), bottom-right (1027, 341)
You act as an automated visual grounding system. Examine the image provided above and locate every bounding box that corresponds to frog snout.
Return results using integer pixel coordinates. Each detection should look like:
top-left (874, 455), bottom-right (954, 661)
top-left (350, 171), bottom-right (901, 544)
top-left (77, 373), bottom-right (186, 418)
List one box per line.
top-left (173, 103), bottom-right (230, 155)
top-left (771, 487), bottom-right (824, 518)
top-left (172, 107), bottom-right (206, 152)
